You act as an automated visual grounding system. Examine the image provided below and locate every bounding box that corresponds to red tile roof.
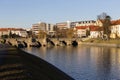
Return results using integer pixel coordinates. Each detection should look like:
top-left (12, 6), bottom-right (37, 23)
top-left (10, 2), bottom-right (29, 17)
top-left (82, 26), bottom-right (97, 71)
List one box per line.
top-left (75, 25), bottom-right (103, 31)
top-left (76, 26), bottom-right (88, 29)
top-left (111, 19), bottom-right (120, 25)
top-left (0, 28), bottom-right (25, 31)
top-left (90, 27), bottom-right (103, 31)
top-left (99, 19), bottom-right (120, 25)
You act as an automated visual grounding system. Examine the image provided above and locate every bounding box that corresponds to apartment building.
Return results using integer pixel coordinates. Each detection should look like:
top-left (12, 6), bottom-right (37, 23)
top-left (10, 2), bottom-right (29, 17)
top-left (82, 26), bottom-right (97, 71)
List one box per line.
top-left (71, 20), bottom-right (103, 27)
top-left (32, 22), bottom-right (56, 36)
top-left (75, 20), bottom-right (96, 27)
top-left (56, 21), bottom-right (71, 29)
top-left (46, 23), bottom-right (56, 36)
top-left (32, 22), bottom-right (46, 35)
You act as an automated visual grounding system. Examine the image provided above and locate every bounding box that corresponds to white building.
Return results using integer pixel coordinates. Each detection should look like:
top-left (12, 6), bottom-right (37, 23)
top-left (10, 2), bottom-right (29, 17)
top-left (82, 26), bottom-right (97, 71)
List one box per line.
top-left (11, 28), bottom-right (28, 37)
top-left (0, 28), bottom-right (28, 38)
top-left (32, 22), bottom-right (46, 35)
top-left (75, 26), bottom-right (87, 37)
top-left (110, 20), bottom-right (120, 38)
top-left (75, 20), bottom-right (96, 26)
top-left (32, 22), bottom-right (56, 36)
top-left (96, 20), bottom-right (103, 27)
top-left (71, 20), bottom-right (103, 28)
top-left (56, 21), bottom-right (71, 29)
top-left (90, 27), bottom-right (103, 38)
top-left (0, 28), bottom-right (9, 37)
top-left (46, 23), bottom-right (56, 37)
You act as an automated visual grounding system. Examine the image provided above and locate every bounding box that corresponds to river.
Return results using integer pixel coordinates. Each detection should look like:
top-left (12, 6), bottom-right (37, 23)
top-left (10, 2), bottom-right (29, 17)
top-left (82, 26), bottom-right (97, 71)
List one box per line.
top-left (23, 45), bottom-right (120, 80)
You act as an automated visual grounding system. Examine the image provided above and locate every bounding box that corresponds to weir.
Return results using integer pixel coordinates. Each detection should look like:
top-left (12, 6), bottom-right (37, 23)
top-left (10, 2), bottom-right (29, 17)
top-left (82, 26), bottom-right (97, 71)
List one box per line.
top-left (0, 44), bottom-right (74, 80)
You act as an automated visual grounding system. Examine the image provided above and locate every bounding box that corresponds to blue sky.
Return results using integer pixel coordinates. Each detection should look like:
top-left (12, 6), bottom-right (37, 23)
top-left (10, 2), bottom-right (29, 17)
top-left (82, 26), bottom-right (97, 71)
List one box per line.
top-left (0, 0), bottom-right (119, 28)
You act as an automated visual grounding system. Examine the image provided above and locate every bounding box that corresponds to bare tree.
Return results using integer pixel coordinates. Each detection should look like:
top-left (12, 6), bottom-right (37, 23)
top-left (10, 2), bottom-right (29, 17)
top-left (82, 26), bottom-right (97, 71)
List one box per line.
top-left (97, 12), bottom-right (107, 20)
top-left (97, 12), bottom-right (112, 39)
top-left (103, 16), bottom-right (111, 39)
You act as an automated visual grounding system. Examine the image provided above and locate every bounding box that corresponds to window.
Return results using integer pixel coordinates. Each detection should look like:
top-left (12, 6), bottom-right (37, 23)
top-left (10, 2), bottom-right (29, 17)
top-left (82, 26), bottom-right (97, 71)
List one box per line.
top-left (48, 24), bottom-right (51, 30)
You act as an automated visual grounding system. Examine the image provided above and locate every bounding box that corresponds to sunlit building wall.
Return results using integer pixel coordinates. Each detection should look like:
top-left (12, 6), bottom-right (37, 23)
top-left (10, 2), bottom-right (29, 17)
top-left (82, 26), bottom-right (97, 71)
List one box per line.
top-left (32, 22), bottom-right (46, 35)
top-left (56, 21), bottom-right (71, 29)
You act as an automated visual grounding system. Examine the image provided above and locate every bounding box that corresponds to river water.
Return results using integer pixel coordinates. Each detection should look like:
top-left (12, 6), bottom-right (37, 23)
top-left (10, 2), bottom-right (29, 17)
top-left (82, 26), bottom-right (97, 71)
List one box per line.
top-left (23, 45), bottom-right (120, 80)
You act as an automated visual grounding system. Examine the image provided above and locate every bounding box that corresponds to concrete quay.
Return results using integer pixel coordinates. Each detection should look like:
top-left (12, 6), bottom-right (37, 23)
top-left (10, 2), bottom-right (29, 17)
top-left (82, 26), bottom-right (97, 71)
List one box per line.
top-left (0, 44), bottom-right (74, 80)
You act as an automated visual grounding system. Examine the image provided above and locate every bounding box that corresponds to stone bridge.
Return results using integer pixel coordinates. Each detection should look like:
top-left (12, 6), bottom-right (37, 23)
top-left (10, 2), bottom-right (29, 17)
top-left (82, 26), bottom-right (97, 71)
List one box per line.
top-left (0, 38), bottom-right (82, 47)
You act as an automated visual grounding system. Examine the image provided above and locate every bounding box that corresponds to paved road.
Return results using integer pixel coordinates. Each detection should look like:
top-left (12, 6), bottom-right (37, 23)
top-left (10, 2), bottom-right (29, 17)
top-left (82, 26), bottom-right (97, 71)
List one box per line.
top-left (0, 44), bottom-right (74, 80)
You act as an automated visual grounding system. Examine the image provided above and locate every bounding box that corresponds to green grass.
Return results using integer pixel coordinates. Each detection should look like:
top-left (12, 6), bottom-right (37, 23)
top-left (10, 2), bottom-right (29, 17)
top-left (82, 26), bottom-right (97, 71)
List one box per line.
top-left (83, 38), bottom-right (120, 44)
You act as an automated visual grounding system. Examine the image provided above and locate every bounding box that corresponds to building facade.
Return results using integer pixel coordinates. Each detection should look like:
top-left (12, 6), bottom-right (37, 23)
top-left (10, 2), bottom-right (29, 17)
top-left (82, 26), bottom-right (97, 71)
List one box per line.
top-left (110, 20), bottom-right (120, 38)
top-left (56, 21), bottom-right (71, 29)
top-left (71, 20), bottom-right (103, 28)
top-left (32, 22), bottom-right (46, 35)
top-left (75, 20), bottom-right (96, 26)
top-left (11, 28), bottom-right (28, 37)
top-left (0, 28), bottom-right (9, 37)
top-left (0, 28), bottom-right (28, 38)
top-left (32, 22), bottom-right (56, 37)
top-left (75, 26), bottom-right (88, 37)
top-left (46, 23), bottom-right (56, 37)
top-left (90, 26), bottom-right (103, 38)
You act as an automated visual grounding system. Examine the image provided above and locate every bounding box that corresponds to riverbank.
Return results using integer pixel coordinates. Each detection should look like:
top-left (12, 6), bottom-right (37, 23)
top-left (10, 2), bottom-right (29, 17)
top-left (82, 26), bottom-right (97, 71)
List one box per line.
top-left (80, 38), bottom-right (120, 48)
top-left (0, 44), bottom-right (74, 80)
top-left (80, 42), bottom-right (120, 48)
top-left (1, 38), bottom-right (120, 48)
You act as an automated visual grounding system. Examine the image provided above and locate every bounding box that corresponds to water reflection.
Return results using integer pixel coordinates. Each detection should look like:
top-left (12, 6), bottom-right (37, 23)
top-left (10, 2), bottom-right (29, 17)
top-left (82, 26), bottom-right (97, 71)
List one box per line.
top-left (23, 46), bottom-right (120, 80)
top-left (95, 48), bottom-right (111, 80)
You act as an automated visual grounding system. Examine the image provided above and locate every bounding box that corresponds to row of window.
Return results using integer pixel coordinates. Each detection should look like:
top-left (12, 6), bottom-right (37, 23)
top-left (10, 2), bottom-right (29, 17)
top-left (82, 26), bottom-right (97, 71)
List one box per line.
top-left (78, 21), bottom-right (96, 24)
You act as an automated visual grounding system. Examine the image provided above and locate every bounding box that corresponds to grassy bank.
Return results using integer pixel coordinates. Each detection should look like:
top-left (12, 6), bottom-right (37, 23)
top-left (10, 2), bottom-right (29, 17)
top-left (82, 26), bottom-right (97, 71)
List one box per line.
top-left (83, 38), bottom-right (120, 44)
